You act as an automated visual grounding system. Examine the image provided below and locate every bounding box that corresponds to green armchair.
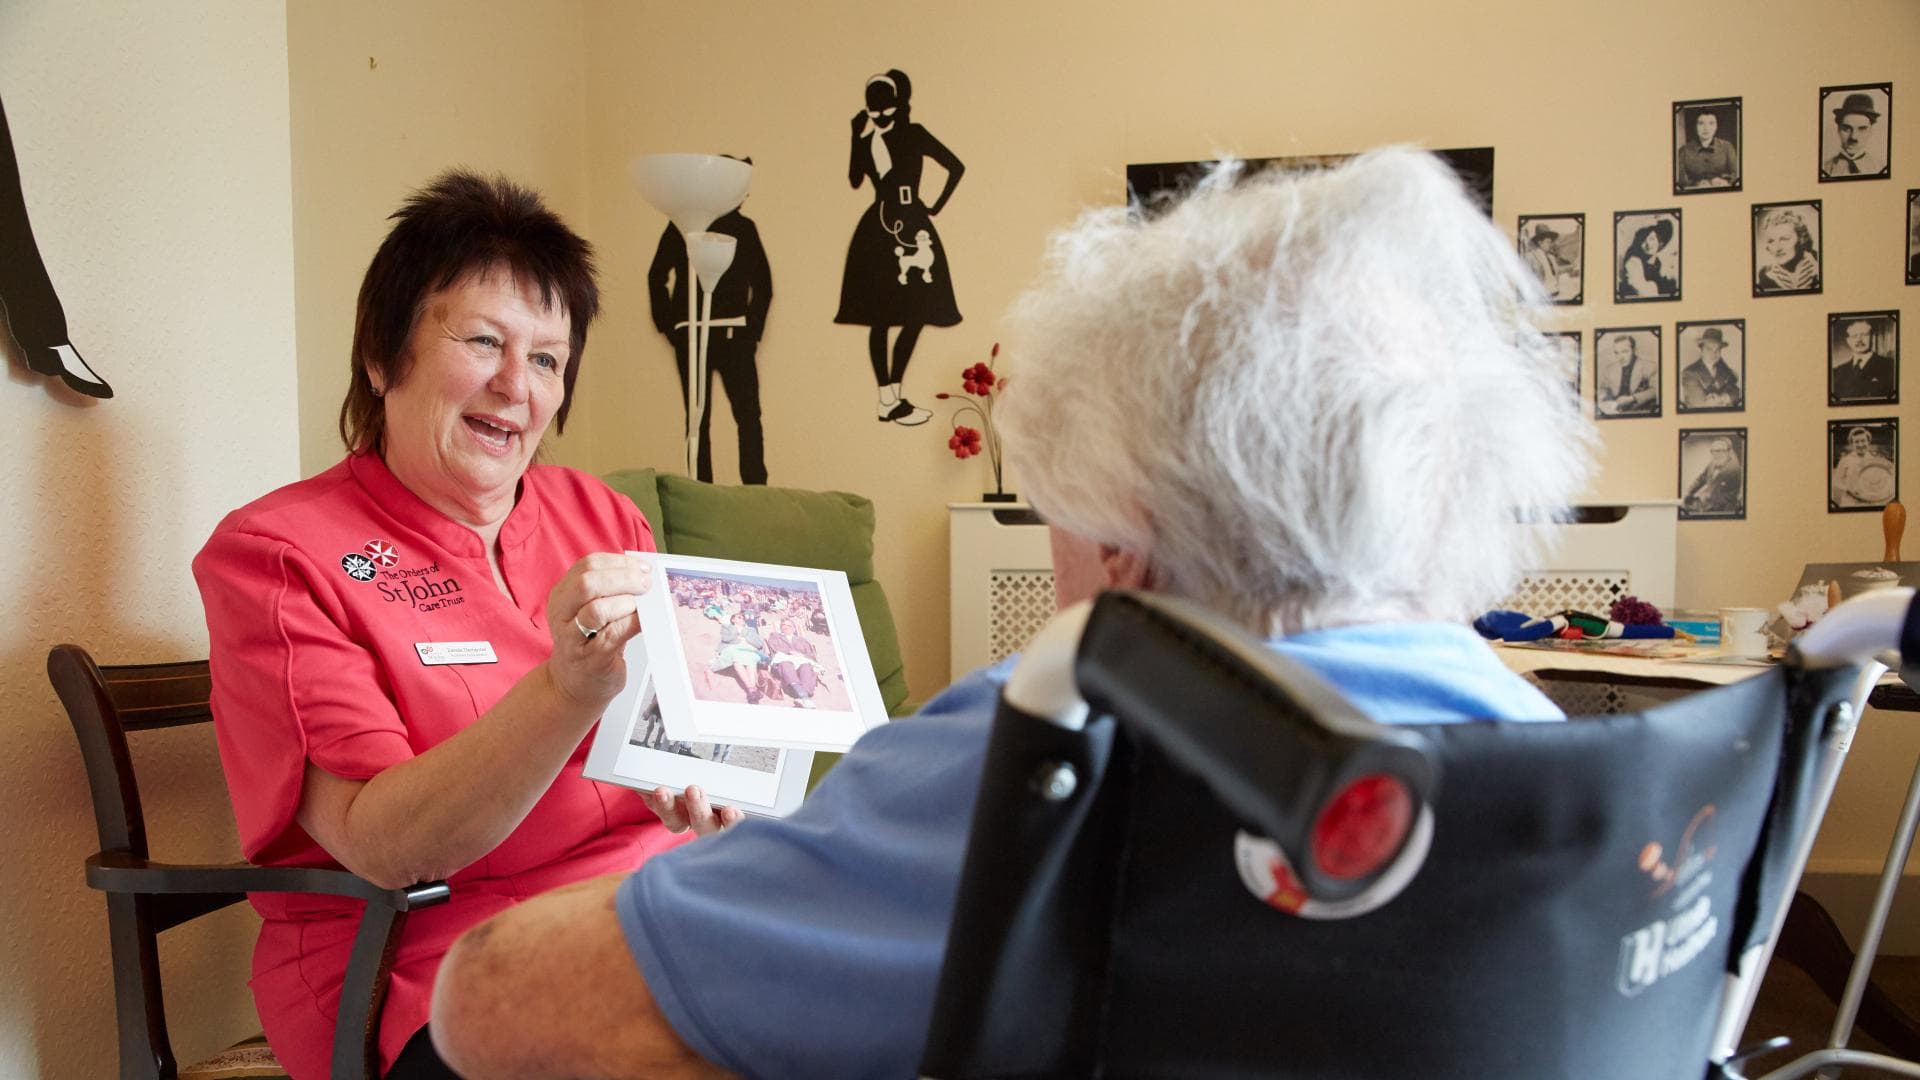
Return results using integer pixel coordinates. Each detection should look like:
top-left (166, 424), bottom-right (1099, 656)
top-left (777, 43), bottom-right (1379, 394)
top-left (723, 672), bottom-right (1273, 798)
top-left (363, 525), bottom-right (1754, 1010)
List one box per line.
top-left (601, 470), bottom-right (912, 786)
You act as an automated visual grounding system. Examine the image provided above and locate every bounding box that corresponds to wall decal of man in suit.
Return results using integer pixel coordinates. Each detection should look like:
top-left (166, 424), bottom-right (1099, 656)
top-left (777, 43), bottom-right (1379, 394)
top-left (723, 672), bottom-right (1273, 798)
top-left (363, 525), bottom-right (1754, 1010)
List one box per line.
top-left (0, 92), bottom-right (111, 398)
top-left (648, 176), bottom-right (773, 485)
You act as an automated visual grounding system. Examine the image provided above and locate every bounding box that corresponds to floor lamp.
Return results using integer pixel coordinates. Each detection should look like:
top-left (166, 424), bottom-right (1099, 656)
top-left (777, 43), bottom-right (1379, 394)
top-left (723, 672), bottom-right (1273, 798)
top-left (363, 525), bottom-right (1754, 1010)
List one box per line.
top-left (630, 153), bottom-right (753, 479)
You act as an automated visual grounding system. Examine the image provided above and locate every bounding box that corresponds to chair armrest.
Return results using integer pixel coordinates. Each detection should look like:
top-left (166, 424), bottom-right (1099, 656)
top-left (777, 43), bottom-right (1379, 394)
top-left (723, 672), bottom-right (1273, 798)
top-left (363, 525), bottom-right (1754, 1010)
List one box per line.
top-left (85, 850), bottom-right (450, 910)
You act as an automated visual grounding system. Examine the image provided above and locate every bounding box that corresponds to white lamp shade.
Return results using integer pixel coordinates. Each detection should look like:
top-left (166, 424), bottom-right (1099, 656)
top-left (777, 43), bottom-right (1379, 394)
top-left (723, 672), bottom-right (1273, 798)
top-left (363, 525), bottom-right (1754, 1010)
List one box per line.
top-left (630, 153), bottom-right (752, 234)
top-left (686, 232), bottom-right (738, 291)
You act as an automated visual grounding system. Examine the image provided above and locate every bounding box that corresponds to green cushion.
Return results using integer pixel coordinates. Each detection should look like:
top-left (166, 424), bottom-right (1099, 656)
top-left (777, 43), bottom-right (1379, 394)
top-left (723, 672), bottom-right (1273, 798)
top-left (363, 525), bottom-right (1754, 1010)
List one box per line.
top-left (601, 468), bottom-right (667, 542)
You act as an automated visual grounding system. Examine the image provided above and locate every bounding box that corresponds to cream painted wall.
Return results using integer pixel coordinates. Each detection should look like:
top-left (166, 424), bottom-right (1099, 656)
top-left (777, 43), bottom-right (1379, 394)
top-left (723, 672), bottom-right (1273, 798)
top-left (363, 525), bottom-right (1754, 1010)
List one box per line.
top-left (0, 4), bottom-right (298, 1076)
top-left (289, 0), bottom-right (593, 479)
top-left (289, 0), bottom-right (1918, 890)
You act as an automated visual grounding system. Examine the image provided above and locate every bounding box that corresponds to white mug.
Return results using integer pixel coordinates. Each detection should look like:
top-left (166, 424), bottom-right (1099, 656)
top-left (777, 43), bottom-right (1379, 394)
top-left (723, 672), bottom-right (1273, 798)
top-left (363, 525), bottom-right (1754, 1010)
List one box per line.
top-left (1719, 607), bottom-right (1770, 657)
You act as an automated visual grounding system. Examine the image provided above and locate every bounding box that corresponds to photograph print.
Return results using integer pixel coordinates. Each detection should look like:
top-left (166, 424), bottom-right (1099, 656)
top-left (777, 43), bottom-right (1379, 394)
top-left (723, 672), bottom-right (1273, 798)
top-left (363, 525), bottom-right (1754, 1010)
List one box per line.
top-left (1674, 97), bottom-right (1742, 194)
top-left (1518, 214), bottom-right (1583, 304)
top-left (1615, 209), bottom-right (1681, 302)
top-left (1679, 427), bottom-right (1747, 520)
top-left (1596, 326), bottom-right (1662, 419)
top-left (1827, 310), bottom-right (1899, 406)
top-left (1819, 83), bottom-right (1891, 182)
top-left (1907, 189), bottom-right (1919, 285)
top-left (1753, 200), bottom-right (1822, 297)
top-left (628, 682), bottom-right (778, 777)
top-left (1830, 418), bottom-right (1899, 513)
top-left (665, 568), bottom-right (854, 713)
top-left (1676, 320), bottom-right (1745, 413)
top-left (1548, 331), bottom-right (1582, 399)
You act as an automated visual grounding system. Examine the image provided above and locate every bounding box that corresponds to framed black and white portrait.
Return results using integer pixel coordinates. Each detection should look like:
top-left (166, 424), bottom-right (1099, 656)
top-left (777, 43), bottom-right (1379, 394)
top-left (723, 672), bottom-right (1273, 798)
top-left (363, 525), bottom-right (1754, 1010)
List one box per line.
top-left (1674, 97), bottom-right (1742, 194)
top-left (1827, 310), bottom-right (1899, 406)
top-left (1676, 320), bottom-right (1745, 413)
top-left (1907, 189), bottom-right (1919, 285)
top-left (1615, 209), bottom-right (1681, 303)
top-left (1753, 200), bottom-right (1822, 297)
top-left (1517, 214), bottom-right (1583, 304)
top-left (1830, 418), bottom-right (1898, 513)
top-left (1547, 330), bottom-right (1582, 399)
top-left (1819, 83), bottom-right (1892, 182)
top-left (1678, 428), bottom-right (1747, 521)
top-left (1595, 326), bottom-right (1661, 419)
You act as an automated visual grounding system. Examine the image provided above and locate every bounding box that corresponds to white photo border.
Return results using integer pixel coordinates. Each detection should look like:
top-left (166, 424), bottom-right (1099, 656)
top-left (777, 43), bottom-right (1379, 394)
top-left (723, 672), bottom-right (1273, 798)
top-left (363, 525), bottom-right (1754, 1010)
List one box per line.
top-left (637, 552), bottom-right (890, 752)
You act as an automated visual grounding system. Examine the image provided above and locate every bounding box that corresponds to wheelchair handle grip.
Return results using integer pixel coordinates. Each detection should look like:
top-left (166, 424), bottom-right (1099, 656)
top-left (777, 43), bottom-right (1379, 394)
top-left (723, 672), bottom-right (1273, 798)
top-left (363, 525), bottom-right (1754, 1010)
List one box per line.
top-left (1791, 586), bottom-right (1914, 670)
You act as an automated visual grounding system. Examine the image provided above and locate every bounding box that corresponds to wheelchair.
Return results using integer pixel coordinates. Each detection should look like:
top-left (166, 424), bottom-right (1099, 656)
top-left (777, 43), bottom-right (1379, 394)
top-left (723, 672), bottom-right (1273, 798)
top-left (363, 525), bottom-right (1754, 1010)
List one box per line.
top-left (921, 588), bottom-right (1920, 1079)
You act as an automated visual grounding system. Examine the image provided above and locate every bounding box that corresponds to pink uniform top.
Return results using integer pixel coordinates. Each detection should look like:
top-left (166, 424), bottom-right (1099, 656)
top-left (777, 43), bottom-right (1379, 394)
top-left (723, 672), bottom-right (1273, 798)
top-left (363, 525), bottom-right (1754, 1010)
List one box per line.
top-left (194, 452), bottom-right (689, 1079)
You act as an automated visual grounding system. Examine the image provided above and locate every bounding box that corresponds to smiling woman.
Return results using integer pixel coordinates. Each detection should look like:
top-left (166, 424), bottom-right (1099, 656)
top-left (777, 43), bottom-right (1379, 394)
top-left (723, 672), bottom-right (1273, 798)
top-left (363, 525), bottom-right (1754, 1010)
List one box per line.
top-left (192, 171), bottom-right (739, 1080)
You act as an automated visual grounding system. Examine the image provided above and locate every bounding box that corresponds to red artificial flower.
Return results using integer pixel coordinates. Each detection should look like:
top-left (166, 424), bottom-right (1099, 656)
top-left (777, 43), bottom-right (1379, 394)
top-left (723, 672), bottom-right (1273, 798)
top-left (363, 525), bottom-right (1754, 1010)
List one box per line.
top-left (961, 362), bottom-right (997, 396)
top-left (949, 425), bottom-right (983, 458)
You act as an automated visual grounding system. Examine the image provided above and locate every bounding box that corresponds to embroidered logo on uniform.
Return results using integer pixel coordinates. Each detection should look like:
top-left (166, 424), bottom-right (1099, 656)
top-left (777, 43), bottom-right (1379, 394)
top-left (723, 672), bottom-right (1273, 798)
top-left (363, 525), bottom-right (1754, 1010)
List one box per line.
top-left (364, 539), bottom-right (399, 567)
top-left (340, 552), bottom-right (377, 582)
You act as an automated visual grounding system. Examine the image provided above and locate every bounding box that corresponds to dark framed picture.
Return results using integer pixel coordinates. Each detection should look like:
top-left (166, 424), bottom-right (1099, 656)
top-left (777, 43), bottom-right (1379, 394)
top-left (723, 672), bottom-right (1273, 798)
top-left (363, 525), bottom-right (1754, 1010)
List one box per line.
top-left (1679, 428), bottom-right (1747, 520)
top-left (1596, 326), bottom-right (1661, 419)
top-left (1830, 418), bottom-right (1898, 513)
top-left (1615, 209), bottom-right (1681, 302)
top-left (1517, 214), bottom-right (1583, 304)
top-left (1828, 310), bottom-right (1899, 406)
top-left (1907, 189), bottom-right (1919, 285)
top-left (1752, 200), bottom-right (1822, 297)
top-left (1676, 320), bottom-right (1745, 413)
top-left (1547, 330), bottom-right (1582, 399)
top-left (1819, 83), bottom-right (1892, 182)
top-left (1674, 97), bottom-right (1742, 194)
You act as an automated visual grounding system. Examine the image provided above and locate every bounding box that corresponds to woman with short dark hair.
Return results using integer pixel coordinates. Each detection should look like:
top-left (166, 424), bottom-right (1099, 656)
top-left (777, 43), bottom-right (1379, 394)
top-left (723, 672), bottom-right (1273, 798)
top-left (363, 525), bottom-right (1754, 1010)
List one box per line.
top-left (195, 170), bottom-right (732, 1079)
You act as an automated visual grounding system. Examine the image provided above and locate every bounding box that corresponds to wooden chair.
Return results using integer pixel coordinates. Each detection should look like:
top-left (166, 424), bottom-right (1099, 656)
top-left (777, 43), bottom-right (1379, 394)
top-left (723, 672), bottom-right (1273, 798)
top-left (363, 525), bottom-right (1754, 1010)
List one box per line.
top-left (49, 644), bottom-right (450, 1080)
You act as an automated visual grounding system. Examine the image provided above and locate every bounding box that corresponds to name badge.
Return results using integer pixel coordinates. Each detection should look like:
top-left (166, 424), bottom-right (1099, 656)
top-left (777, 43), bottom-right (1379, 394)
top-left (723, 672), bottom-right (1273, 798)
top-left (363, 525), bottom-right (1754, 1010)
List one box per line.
top-left (415, 641), bottom-right (498, 666)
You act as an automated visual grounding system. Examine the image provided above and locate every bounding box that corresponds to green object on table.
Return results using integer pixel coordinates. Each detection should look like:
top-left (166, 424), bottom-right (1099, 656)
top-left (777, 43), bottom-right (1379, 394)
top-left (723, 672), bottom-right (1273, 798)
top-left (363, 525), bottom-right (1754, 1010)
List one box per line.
top-left (601, 469), bottom-right (913, 791)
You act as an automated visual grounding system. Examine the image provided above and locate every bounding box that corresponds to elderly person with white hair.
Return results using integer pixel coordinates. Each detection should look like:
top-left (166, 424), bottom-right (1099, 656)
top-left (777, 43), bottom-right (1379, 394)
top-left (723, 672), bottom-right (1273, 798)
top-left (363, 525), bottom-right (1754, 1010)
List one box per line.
top-left (427, 148), bottom-right (1595, 1080)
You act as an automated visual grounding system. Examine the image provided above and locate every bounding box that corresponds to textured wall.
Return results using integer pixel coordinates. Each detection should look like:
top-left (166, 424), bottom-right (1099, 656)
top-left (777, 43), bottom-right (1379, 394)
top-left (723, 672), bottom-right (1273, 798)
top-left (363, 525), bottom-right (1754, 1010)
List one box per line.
top-left (0, 4), bottom-right (297, 1076)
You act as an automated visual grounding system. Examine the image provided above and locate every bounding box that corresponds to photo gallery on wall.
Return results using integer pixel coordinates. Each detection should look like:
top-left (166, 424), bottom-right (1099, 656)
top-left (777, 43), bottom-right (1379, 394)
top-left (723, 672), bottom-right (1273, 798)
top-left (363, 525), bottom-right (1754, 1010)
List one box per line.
top-left (1525, 80), bottom-right (1906, 521)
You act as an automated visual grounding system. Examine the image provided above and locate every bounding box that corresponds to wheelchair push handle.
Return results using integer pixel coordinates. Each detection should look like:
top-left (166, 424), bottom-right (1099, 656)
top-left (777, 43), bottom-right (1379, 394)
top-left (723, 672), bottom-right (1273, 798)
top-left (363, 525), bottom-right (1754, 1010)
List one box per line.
top-left (997, 591), bottom-right (1440, 915)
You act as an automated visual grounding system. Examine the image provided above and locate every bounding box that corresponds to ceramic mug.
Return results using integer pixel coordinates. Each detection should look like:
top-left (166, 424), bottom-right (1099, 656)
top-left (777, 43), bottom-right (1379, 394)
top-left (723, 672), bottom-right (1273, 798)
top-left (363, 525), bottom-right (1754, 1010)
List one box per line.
top-left (1719, 607), bottom-right (1771, 657)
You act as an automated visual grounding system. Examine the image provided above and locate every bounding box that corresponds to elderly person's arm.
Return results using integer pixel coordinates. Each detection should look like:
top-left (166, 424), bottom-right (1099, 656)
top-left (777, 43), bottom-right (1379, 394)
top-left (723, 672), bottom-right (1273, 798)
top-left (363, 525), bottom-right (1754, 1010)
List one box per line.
top-left (432, 875), bottom-right (733, 1080)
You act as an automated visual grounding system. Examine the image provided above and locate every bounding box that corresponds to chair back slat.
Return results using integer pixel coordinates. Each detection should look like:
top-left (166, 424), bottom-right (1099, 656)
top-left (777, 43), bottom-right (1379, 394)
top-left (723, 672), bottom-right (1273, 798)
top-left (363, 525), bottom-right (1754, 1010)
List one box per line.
top-left (100, 666), bottom-right (214, 731)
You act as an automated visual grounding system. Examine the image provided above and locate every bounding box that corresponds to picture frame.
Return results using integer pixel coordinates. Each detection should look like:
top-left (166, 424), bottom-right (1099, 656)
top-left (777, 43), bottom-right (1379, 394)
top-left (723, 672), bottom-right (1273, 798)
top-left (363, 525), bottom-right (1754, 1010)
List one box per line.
top-left (1827, 310), bottom-right (1900, 406)
top-left (1547, 330), bottom-right (1582, 399)
top-left (1614, 209), bottom-right (1681, 303)
top-left (1829, 418), bottom-right (1899, 513)
top-left (1752, 200), bottom-right (1823, 297)
top-left (1595, 326), bottom-right (1662, 419)
top-left (583, 659), bottom-right (812, 818)
top-left (1818, 83), bottom-right (1892, 182)
top-left (1125, 147), bottom-right (1496, 218)
top-left (1678, 427), bottom-right (1748, 521)
top-left (1775, 561), bottom-right (1920, 641)
top-left (635, 552), bottom-right (890, 752)
top-left (1673, 97), bottom-right (1742, 194)
top-left (1906, 189), bottom-right (1919, 286)
top-left (1517, 213), bottom-right (1584, 304)
top-left (1675, 320), bottom-right (1745, 413)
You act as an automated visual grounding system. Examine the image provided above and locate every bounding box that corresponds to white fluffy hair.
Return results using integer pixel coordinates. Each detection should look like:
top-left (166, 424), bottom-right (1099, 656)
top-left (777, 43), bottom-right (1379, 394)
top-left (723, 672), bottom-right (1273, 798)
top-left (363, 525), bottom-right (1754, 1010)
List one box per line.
top-left (995, 147), bottom-right (1595, 634)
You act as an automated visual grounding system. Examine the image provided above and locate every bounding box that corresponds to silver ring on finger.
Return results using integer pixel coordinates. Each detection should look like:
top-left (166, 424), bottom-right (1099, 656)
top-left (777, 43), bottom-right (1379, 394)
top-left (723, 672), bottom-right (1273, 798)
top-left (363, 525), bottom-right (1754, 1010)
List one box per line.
top-left (574, 615), bottom-right (600, 641)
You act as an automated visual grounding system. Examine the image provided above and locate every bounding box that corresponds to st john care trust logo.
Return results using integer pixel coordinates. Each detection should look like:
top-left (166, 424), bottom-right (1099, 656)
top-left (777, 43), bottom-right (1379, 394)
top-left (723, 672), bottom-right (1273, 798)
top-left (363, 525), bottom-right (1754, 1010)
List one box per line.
top-left (340, 539), bottom-right (399, 582)
top-left (1616, 804), bottom-right (1721, 997)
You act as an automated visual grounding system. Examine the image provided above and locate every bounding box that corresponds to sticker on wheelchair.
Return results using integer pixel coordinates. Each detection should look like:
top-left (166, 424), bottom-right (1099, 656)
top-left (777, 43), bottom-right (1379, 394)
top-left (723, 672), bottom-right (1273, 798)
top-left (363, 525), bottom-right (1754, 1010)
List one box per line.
top-left (1232, 815), bottom-right (1433, 921)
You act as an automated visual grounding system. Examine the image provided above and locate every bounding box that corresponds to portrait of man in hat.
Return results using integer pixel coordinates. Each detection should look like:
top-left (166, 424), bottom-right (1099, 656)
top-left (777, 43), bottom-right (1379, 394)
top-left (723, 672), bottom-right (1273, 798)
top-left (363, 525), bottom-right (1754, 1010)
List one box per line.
top-left (1674, 98), bottom-right (1741, 193)
top-left (1516, 213), bottom-right (1582, 304)
top-left (1677, 321), bottom-right (1744, 413)
top-left (1820, 84), bottom-right (1891, 181)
